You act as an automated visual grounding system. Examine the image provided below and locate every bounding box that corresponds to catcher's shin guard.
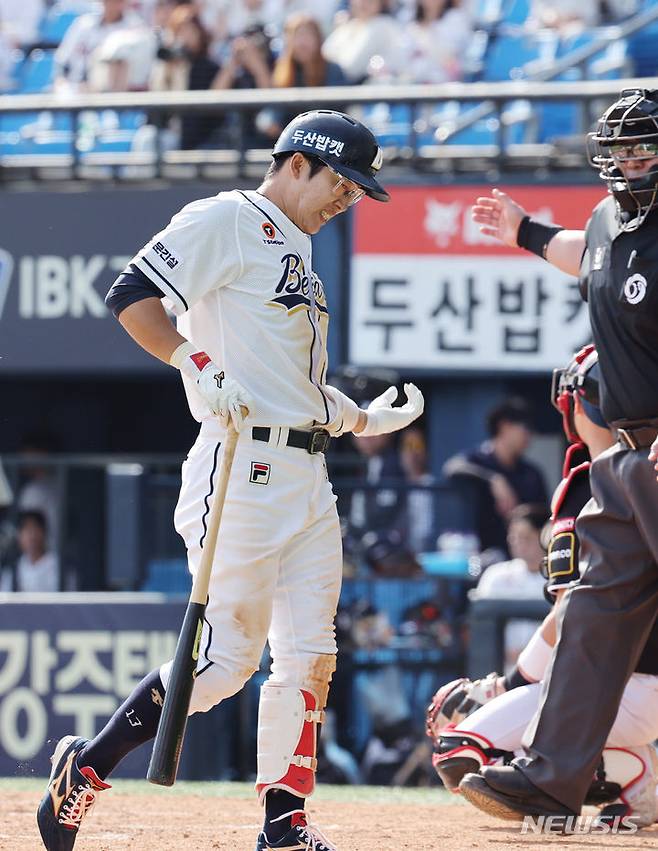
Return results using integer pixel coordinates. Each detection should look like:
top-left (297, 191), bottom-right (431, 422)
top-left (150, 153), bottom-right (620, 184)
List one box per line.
top-left (592, 745), bottom-right (658, 829)
top-left (433, 730), bottom-right (495, 792)
top-left (256, 685), bottom-right (325, 802)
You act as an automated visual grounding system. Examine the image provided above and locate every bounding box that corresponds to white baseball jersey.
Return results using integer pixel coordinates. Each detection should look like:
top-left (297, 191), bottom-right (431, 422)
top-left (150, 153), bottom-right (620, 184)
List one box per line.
top-left (129, 189), bottom-right (337, 428)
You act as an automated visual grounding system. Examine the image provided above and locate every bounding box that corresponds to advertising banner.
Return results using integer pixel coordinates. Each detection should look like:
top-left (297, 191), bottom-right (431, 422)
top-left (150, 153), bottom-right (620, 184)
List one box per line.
top-left (351, 185), bottom-right (605, 372)
top-left (0, 596), bottom-right (179, 777)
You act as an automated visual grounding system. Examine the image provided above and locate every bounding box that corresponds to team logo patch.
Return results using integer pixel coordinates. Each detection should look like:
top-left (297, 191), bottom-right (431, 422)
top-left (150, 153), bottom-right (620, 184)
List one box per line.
top-left (624, 273), bottom-right (647, 304)
top-left (250, 461), bottom-right (271, 485)
top-left (268, 253), bottom-right (328, 315)
top-left (261, 221), bottom-right (284, 245)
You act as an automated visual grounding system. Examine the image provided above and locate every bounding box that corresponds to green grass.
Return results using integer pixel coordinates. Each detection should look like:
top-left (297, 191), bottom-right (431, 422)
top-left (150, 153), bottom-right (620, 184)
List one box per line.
top-left (1, 777), bottom-right (459, 805)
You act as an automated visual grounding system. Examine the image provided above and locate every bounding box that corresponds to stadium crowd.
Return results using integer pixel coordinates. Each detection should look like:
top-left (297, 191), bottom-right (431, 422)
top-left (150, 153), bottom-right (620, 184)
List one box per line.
top-left (0, 0), bottom-right (651, 152)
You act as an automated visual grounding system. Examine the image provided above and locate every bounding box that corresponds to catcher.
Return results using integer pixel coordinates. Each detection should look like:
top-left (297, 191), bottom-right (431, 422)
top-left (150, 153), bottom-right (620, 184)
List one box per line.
top-left (426, 346), bottom-right (658, 827)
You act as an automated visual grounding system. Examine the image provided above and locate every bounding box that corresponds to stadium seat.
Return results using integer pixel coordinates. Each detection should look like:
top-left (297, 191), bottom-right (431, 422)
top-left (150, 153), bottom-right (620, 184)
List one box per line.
top-left (14, 49), bottom-right (56, 93)
top-left (628, 20), bottom-right (658, 77)
top-left (501, 0), bottom-right (531, 26)
top-left (482, 31), bottom-right (558, 81)
top-left (38, 7), bottom-right (81, 44)
top-left (141, 558), bottom-right (191, 594)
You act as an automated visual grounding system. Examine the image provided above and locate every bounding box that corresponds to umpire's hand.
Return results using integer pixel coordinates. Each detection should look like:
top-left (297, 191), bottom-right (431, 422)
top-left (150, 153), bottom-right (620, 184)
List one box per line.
top-left (472, 188), bottom-right (527, 248)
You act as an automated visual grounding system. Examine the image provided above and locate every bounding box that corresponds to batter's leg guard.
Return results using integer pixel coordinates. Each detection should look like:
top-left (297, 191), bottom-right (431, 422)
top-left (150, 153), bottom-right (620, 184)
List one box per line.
top-left (433, 729), bottom-right (506, 792)
top-left (256, 685), bottom-right (325, 802)
top-left (593, 745), bottom-right (658, 829)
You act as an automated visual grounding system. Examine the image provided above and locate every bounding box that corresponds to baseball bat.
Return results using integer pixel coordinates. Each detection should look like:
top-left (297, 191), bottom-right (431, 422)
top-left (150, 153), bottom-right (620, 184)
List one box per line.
top-left (147, 419), bottom-right (240, 786)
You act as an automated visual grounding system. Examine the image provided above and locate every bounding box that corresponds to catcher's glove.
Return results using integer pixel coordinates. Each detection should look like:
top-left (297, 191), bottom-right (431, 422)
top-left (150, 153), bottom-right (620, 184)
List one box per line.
top-left (425, 672), bottom-right (506, 741)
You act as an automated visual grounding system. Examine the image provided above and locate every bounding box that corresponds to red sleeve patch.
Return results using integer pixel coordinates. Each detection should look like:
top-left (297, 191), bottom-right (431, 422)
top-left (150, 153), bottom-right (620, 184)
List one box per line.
top-left (190, 351), bottom-right (211, 371)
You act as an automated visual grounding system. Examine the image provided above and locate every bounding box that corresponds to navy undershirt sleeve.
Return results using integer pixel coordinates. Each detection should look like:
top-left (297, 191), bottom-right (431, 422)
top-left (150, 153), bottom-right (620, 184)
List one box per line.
top-left (105, 264), bottom-right (166, 319)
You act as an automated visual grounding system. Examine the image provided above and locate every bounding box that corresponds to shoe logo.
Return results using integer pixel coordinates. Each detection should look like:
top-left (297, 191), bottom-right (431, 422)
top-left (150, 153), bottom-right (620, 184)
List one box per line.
top-left (49, 750), bottom-right (76, 818)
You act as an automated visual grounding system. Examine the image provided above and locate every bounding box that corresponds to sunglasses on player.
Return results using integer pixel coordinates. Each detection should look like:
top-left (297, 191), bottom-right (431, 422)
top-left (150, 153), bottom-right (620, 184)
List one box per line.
top-left (326, 165), bottom-right (366, 206)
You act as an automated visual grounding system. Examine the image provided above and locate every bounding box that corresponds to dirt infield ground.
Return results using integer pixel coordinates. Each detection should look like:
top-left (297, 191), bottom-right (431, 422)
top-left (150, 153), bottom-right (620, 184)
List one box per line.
top-left (5, 780), bottom-right (658, 851)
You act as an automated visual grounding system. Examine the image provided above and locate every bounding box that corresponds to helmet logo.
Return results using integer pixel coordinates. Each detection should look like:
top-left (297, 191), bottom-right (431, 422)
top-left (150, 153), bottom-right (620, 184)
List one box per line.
top-left (623, 273), bottom-right (647, 304)
top-left (371, 146), bottom-right (383, 172)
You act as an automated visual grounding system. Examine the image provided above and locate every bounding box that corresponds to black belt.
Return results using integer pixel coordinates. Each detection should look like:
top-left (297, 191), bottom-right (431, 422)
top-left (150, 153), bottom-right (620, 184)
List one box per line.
top-left (612, 419), bottom-right (658, 450)
top-left (252, 426), bottom-right (330, 454)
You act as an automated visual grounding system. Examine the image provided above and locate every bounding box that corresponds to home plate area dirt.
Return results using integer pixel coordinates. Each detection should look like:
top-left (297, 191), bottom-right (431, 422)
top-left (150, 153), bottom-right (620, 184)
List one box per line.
top-left (5, 781), bottom-right (658, 851)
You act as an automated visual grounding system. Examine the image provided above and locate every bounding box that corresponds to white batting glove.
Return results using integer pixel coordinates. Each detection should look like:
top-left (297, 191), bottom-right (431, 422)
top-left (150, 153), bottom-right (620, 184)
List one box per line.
top-left (323, 385), bottom-right (362, 437)
top-left (360, 383), bottom-right (424, 437)
top-left (170, 341), bottom-right (253, 431)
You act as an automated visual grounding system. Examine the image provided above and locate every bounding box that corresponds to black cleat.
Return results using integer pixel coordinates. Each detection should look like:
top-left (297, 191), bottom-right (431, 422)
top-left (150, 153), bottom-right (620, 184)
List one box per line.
top-left (37, 735), bottom-right (110, 850)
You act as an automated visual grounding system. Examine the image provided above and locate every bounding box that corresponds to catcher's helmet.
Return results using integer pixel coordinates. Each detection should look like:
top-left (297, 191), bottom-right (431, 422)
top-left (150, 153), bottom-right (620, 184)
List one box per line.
top-left (588, 88), bottom-right (658, 230)
top-left (551, 344), bottom-right (605, 443)
top-left (272, 110), bottom-right (390, 202)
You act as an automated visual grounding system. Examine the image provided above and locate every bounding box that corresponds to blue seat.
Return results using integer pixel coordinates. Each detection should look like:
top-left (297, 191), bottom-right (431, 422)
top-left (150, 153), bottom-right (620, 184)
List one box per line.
top-left (482, 31), bottom-right (558, 81)
top-left (501, 0), bottom-right (530, 25)
top-left (15, 49), bottom-right (56, 93)
top-left (628, 21), bottom-right (658, 77)
top-left (361, 103), bottom-right (411, 148)
top-left (38, 7), bottom-right (81, 43)
top-left (141, 558), bottom-right (191, 593)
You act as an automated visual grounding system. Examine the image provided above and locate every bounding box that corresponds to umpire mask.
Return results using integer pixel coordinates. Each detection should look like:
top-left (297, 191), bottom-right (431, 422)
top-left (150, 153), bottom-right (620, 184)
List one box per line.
top-left (588, 88), bottom-right (658, 231)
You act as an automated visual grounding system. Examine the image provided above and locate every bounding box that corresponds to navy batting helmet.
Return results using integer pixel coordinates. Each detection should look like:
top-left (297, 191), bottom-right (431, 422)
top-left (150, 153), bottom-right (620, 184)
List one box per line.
top-left (272, 110), bottom-right (390, 202)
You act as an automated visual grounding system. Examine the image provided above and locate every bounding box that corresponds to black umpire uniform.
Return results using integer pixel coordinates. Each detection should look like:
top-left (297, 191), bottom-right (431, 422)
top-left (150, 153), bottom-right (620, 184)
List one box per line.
top-left (507, 88), bottom-right (658, 813)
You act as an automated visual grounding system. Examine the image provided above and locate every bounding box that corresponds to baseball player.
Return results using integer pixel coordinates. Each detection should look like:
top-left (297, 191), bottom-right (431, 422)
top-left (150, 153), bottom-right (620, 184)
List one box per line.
top-left (37, 109), bottom-right (424, 851)
top-left (450, 87), bottom-right (658, 822)
top-left (427, 347), bottom-right (658, 827)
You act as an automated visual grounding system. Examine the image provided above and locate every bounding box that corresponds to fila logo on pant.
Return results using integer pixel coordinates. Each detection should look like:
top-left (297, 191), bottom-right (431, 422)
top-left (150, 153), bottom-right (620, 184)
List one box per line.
top-left (250, 462), bottom-right (271, 485)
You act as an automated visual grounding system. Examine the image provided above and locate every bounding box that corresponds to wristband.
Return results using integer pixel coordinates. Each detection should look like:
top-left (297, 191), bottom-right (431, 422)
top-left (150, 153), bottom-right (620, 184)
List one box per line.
top-left (516, 216), bottom-right (564, 259)
top-left (169, 340), bottom-right (212, 381)
top-left (516, 630), bottom-right (553, 682)
top-left (503, 665), bottom-right (532, 691)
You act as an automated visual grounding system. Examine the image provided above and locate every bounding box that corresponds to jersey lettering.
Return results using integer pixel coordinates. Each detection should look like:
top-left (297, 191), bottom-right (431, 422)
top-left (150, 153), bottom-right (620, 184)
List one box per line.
top-left (271, 253), bottom-right (328, 315)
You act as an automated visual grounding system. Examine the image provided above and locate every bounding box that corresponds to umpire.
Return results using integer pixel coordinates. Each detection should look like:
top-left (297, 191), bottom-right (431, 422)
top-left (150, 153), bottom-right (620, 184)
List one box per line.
top-left (459, 87), bottom-right (658, 821)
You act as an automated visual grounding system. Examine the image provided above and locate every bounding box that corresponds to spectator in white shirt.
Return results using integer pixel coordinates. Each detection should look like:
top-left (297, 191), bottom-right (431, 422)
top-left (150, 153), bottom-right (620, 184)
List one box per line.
top-left (322, 0), bottom-right (400, 84)
top-left (472, 503), bottom-right (549, 671)
top-left (0, 0), bottom-right (43, 47)
top-left (1, 510), bottom-right (59, 592)
top-left (53, 0), bottom-right (147, 92)
top-left (398, 0), bottom-right (471, 83)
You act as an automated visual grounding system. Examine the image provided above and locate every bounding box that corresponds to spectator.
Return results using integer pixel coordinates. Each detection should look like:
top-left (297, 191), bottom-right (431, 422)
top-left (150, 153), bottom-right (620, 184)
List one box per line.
top-left (16, 432), bottom-right (61, 553)
top-left (322, 0), bottom-right (400, 84)
top-left (149, 7), bottom-right (222, 149)
top-left (257, 12), bottom-right (348, 142)
top-left (87, 24), bottom-right (156, 92)
top-left (202, 0), bottom-right (276, 44)
top-left (528, 0), bottom-right (600, 30)
top-left (471, 503), bottom-right (549, 670)
top-left (442, 397), bottom-right (548, 558)
top-left (0, 510), bottom-right (59, 592)
top-left (212, 24), bottom-right (274, 148)
top-left (0, 0), bottom-right (43, 47)
top-left (399, 426), bottom-right (437, 554)
top-left (0, 24), bottom-right (13, 91)
top-left (53, 0), bottom-right (147, 93)
top-left (398, 0), bottom-right (471, 84)
top-left (344, 431), bottom-right (417, 576)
